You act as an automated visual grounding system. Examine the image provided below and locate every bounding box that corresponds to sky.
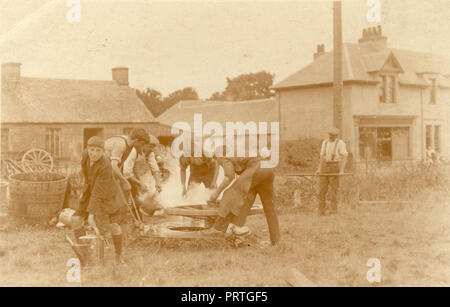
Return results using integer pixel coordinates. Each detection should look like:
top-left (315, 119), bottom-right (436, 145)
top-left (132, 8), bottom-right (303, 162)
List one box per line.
top-left (1, 0), bottom-right (450, 98)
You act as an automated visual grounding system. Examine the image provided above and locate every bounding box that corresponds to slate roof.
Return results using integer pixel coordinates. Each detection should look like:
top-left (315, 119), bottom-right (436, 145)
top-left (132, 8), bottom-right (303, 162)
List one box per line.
top-left (273, 43), bottom-right (450, 90)
top-left (157, 98), bottom-right (278, 135)
top-left (1, 76), bottom-right (156, 123)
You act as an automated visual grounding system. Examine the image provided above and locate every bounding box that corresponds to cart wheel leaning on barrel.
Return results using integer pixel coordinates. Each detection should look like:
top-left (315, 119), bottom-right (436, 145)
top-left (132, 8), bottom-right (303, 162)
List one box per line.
top-left (21, 148), bottom-right (54, 172)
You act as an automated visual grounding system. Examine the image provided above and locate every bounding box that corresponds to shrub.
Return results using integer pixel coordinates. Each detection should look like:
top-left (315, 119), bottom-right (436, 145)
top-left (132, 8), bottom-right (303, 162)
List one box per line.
top-left (275, 164), bottom-right (450, 210)
top-left (277, 138), bottom-right (322, 173)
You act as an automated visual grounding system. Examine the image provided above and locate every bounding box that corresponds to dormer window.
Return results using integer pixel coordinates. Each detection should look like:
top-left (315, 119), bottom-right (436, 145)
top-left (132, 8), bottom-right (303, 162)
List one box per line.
top-left (430, 78), bottom-right (437, 104)
top-left (379, 74), bottom-right (397, 104)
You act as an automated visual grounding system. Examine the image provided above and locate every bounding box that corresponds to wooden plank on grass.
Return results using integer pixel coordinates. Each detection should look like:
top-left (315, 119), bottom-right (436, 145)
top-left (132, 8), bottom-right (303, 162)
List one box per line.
top-left (359, 200), bottom-right (420, 205)
top-left (280, 173), bottom-right (353, 177)
top-left (165, 206), bottom-right (264, 217)
top-left (285, 268), bottom-right (316, 287)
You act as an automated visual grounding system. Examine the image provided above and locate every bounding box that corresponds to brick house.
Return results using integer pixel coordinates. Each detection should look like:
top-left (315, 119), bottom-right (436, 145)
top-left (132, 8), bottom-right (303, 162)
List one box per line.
top-left (1, 63), bottom-right (172, 165)
top-left (273, 26), bottom-right (450, 164)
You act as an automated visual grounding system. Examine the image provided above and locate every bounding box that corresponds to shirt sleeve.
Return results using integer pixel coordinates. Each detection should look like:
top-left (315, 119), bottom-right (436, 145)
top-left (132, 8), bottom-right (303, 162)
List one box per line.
top-left (320, 140), bottom-right (327, 158)
top-left (221, 159), bottom-right (236, 179)
top-left (123, 147), bottom-right (137, 178)
top-left (148, 152), bottom-right (160, 174)
top-left (338, 140), bottom-right (348, 157)
top-left (104, 137), bottom-right (126, 165)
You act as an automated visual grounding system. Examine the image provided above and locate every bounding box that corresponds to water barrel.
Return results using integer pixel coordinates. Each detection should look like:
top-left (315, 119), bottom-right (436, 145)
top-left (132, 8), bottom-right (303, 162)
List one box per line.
top-left (9, 172), bottom-right (68, 222)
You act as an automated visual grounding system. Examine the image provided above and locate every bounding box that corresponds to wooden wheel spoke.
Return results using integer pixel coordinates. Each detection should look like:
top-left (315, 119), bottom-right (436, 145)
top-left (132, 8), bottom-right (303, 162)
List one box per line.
top-left (21, 148), bottom-right (54, 172)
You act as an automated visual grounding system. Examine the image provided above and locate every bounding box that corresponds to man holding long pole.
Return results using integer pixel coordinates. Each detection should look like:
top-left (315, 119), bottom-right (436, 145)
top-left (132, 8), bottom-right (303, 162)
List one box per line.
top-left (316, 128), bottom-right (348, 216)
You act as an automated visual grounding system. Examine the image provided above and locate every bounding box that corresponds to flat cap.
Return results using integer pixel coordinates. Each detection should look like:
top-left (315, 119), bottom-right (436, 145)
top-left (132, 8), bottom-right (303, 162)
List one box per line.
top-left (130, 128), bottom-right (150, 144)
top-left (328, 127), bottom-right (340, 135)
top-left (87, 136), bottom-right (104, 148)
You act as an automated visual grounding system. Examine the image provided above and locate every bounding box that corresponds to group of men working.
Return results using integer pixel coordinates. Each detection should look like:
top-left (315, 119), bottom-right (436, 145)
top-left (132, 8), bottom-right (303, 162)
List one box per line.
top-left (176, 126), bottom-right (348, 245)
top-left (70, 126), bottom-right (347, 264)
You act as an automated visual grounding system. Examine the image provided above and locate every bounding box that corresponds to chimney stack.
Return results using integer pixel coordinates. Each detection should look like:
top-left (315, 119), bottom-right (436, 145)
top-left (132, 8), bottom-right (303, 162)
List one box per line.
top-left (112, 67), bottom-right (129, 86)
top-left (313, 44), bottom-right (325, 60)
top-left (2, 62), bottom-right (21, 91)
top-left (2, 62), bottom-right (21, 82)
top-left (358, 26), bottom-right (387, 52)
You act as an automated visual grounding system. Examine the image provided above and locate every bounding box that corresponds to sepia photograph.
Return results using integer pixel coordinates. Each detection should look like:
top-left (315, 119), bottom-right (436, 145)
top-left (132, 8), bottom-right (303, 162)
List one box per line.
top-left (0, 0), bottom-right (449, 291)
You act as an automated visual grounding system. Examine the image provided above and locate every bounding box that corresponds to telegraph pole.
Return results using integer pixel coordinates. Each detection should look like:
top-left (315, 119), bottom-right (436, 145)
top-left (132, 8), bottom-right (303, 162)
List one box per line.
top-left (333, 0), bottom-right (343, 133)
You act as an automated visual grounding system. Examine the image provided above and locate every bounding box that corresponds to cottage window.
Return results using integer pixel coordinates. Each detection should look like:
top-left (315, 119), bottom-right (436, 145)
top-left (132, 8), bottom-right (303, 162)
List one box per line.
top-left (425, 125), bottom-right (432, 150)
top-left (1, 128), bottom-right (9, 153)
top-left (434, 125), bottom-right (440, 153)
top-left (430, 78), bottom-right (437, 104)
top-left (45, 128), bottom-right (62, 158)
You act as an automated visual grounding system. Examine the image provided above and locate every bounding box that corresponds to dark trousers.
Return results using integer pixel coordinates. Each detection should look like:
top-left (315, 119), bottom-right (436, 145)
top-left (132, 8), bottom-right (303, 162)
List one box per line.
top-left (318, 162), bottom-right (340, 213)
top-left (214, 168), bottom-right (280, 243)
top-left (318, 175), bottom-right (340, 213)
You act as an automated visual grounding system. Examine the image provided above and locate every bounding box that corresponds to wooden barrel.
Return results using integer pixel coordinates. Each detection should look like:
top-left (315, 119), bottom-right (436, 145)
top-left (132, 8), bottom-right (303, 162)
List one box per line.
top-left (8, 172), bottom-right (68, 222)
top-left (0, 181), bottom-right (8, 213)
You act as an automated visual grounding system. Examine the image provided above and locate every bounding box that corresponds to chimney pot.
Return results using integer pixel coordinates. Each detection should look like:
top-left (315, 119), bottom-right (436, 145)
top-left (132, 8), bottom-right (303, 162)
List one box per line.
top-left (112, 67), bottom-right (129, 86)
top-left (358, 26), bottom-right (387, 52)
top-left (313, 44), bottom-right (325, 60)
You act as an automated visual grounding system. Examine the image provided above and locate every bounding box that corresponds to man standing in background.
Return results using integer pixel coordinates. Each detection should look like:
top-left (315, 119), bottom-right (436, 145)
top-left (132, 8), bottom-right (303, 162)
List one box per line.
top-left (316, 127), bottom-right (348, 216)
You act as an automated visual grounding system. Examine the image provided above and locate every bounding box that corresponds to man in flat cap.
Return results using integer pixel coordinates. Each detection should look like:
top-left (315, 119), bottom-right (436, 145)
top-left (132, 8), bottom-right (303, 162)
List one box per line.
top-left (104, 128), bottom-right (162, 219)
top-left (316, 127), bottom-right (348, 215)
top-left (71, 136), bottom-right (128, 265)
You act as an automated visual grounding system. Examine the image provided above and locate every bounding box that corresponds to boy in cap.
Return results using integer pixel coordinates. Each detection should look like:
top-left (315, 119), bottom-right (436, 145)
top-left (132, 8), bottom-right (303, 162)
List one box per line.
top-left (70, 136), bottom-right (128, 264)
top-left (316, 127), bottom-right (348, 215)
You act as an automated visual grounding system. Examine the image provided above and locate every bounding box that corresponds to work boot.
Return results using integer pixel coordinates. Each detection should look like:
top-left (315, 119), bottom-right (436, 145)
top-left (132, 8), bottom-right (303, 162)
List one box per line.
top-left (112, 234), bottom-right (124, 265)
top-left (115, 254), bottom-right (126, 265)
top-left (227, 224), bottom-right (251, 237)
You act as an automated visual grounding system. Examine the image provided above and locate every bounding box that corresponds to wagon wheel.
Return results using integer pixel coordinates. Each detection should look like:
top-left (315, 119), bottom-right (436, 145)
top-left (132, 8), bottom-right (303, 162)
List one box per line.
top-left (21, 148), bottom-right (53, 172)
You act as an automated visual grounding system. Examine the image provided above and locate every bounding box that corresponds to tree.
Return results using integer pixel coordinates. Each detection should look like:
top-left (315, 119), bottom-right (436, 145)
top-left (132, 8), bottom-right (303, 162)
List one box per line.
top-left (136, 88), bottom-right (164, 117)
top-left (208, 71), bottom-right (275, 101)
top-left (163, 87), bottom-right (199, 105)
top-left (209, 91), bottom-right (224, 101)
top-left (136, 86), bottom-right (199, 117)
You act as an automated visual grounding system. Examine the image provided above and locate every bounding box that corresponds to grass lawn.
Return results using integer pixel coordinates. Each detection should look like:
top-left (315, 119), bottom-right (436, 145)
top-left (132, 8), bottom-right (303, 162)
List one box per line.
top-left (1, 195), bottom-right (449, 287)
